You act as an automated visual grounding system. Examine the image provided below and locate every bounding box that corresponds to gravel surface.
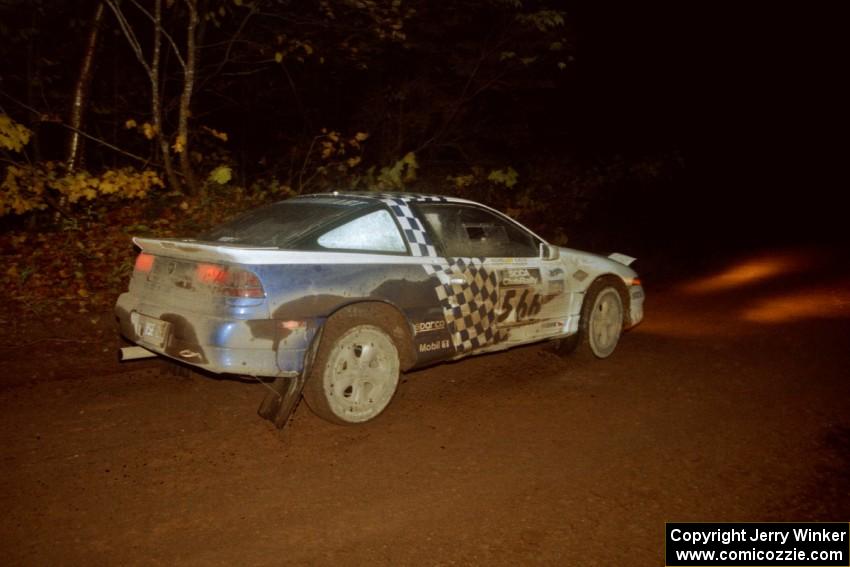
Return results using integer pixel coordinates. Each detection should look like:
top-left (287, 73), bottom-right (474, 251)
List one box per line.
top-left (2, 248), bottom-right (849, 565)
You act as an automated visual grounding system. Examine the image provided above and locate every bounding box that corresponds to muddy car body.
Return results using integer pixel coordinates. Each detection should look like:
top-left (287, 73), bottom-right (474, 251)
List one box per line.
top-left (115, 192), bottom-right (644, 425)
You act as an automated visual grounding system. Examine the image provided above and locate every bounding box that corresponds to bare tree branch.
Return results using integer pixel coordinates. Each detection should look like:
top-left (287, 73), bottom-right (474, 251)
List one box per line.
top-left (104, 0), bottom-right (153, 79)
top-left (200, 3), bottom-right (257, 87)
top-left (59, 122), bottom-right (152, 165)
top-left (0, 88), bottom-right (151, 165)
top-left (127, 0), bottom-right (187, 72)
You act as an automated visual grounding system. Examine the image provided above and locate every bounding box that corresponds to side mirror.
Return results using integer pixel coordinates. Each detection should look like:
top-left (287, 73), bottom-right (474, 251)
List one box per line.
top-left (540, 242), bottom-right (560, 261)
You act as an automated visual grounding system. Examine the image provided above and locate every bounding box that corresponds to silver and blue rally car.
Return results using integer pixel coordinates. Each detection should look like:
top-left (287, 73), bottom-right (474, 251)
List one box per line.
top-left (115, 192), bottom-right (644, 427)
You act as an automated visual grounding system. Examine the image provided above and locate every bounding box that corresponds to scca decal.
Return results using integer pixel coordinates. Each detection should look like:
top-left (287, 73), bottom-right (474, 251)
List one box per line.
top-left (414, 320), bottom-right (446, 334)
top-left (419, 339), bottom-right (450, 353)
top-left (499, 268), bottom-right (541, 287)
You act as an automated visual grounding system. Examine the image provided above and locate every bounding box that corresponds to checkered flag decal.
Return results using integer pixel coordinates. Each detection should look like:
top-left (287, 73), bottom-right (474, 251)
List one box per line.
top-left (411, 195), bottom-right (449, 203)
top-left (424, 258), bottom-right (503, 353)
top-left (378, 194), bottom-right (503, 354)
top-left (382, 198), bottom-right (437, 257)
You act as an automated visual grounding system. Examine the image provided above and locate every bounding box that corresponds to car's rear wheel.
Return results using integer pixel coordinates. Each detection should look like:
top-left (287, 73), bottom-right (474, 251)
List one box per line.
top-left (304, 317), bottom-right (400, 425)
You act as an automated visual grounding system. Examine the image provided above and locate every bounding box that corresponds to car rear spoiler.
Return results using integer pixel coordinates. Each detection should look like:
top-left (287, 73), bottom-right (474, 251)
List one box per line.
top-left (132, 237), bottom-right (440, 266)
top-left (133, 237), bottom-right (279, 264)
top-left (607, 252), bottom-right (637, 266)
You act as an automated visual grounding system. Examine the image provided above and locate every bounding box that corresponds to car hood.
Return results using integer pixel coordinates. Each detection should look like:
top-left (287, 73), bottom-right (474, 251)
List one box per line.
top-left (558, 247), bottom-right (639, 280)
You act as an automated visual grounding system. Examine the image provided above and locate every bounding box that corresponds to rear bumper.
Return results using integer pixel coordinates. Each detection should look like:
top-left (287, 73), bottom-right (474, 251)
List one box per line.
top-left (115, 292), bottom-right (290, 377)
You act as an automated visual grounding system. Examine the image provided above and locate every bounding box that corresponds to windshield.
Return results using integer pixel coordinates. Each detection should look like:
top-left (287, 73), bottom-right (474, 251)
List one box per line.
top-left (200, 198), bottom-right (367, 247)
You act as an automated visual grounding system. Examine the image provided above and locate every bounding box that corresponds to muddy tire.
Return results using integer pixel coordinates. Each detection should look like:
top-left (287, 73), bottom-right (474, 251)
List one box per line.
top-left (303, 313), bottom-right (401, 425)
top-left (569, 277), bottom-right (626, 359)
top-left (553, 332), bottom-right (579, 355)
top-left (160, 359), bottom-right (201, 379)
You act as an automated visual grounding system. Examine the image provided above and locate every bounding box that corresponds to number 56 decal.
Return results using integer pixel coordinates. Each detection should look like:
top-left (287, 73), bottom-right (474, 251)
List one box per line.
top-left (497, 288), bottom-right (542, 324)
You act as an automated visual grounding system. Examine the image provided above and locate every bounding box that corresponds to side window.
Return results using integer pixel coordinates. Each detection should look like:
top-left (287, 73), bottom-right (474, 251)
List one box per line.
top-left (317, 209), bottom-right (407, 253)
top-left (419, 205), bottom-right (538, 258)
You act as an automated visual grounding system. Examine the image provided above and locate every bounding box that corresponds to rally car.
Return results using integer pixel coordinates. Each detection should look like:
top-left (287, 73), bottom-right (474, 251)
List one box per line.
top-left (115, 192), bottom-right (644, 427)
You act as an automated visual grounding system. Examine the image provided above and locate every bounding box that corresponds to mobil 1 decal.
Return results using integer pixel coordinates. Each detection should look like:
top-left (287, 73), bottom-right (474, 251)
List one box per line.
top-left (496, 267), bottom-right (542, 325)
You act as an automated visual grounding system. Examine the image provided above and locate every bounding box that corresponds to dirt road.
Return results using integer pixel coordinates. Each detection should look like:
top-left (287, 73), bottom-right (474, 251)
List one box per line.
top-left (2, 248), bottom-right (849, 565)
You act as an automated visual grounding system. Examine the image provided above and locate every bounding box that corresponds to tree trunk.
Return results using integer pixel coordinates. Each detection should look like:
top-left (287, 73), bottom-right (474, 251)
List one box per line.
top-left (66, 2), bottom-right (105, 172)
top-left (26, 6), bottom-right (43, 162)
top-left (151, 0), bottom-right (181, 191)
top-left (178, 0), bottom-right (199, 195)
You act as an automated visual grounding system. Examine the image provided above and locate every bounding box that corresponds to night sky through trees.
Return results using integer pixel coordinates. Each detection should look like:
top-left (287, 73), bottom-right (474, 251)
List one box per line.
top-left (0, 1), bottom-right (845, 256)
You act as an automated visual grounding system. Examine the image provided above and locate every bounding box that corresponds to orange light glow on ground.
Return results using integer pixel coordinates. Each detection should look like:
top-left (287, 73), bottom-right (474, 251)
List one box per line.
top-left (633, 315), bottom-right (731, 338)
top-left (741, 282), bottom-right (850, 324)
top-left (638, 249), bottom-right (848, 337)
top-left (680, 252), bottom-right (811, 294)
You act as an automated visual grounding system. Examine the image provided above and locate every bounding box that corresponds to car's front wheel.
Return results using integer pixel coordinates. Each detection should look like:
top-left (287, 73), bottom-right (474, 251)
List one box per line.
top-left (582, 279), bottom-right (625, 358)
top-left (303, 316), bottom-right (401, 425)
top-left (557, 277), bottom-right (626, 359)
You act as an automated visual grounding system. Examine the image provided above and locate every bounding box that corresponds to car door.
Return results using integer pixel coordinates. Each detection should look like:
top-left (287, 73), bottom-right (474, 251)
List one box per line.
top-left (416, 203), bottom-right (567, 355)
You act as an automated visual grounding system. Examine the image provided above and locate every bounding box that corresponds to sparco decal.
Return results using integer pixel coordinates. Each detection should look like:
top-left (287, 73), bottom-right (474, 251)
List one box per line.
top-left (414, 320), bottom-right (446, 334)
top-left (419, 339), bottom-right (450, 353)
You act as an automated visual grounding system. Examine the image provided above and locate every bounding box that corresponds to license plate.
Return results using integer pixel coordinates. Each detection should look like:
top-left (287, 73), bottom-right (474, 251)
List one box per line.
top-left (134, 313), bottom-right (171, 349)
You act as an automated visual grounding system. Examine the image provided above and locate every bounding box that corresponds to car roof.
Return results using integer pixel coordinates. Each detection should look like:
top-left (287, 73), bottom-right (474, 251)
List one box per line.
top-left (296, 191), bottom-right (478, 206)
top-left (292, 191), bottom-right (550, 245)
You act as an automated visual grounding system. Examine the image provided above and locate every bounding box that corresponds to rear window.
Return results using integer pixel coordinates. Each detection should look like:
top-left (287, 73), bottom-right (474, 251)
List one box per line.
top-left (316, 210), bottom-right (406, 252)
top-left (200, 199), bottom-right (367, 247)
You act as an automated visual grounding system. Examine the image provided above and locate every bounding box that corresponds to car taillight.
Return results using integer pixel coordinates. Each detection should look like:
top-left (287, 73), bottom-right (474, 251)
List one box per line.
top-left (196, 263), bottom-right (265, 298)
top-left (134, 252), bottom-right (155, 273)
top-left (630, 277), bottom-right (642, 286)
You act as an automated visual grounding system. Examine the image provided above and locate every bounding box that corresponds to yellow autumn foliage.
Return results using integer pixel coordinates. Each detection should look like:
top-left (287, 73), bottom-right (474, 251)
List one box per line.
top-left (447, 173), bottom-right (475, 189)
top-left (0, 115), bottom-right (33, 153)
top-left (124, 119), bottom-right (157, 140)
top-left (0, 162), bottom-right (163, 216)
top-left (203, 127), bottom-right (228, 142)
top-left (141, 123), bottom-right (157, 140)
top-left (207, 165), bottom-right (232, 185)
top-left (375, 152), bottom-right (418, 190)
top-left (172, 134), bottom-right (186, 154)
top-left (487, 166), bottom-right (519, 188)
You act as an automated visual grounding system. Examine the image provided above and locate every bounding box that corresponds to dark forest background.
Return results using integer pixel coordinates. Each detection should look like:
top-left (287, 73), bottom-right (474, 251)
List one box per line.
top-left (0, 1), bottom-right (845, 311)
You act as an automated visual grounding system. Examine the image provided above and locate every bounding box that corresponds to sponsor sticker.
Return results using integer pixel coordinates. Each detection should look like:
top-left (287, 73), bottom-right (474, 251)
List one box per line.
top-left (419, 339), bottom-right (450, 353)
top-left (548, 279), bottom-right (565, 294)
top-left (499, 268), bottom-right (541, 287)
top-left (414, 320), bottom-right (446, 334)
